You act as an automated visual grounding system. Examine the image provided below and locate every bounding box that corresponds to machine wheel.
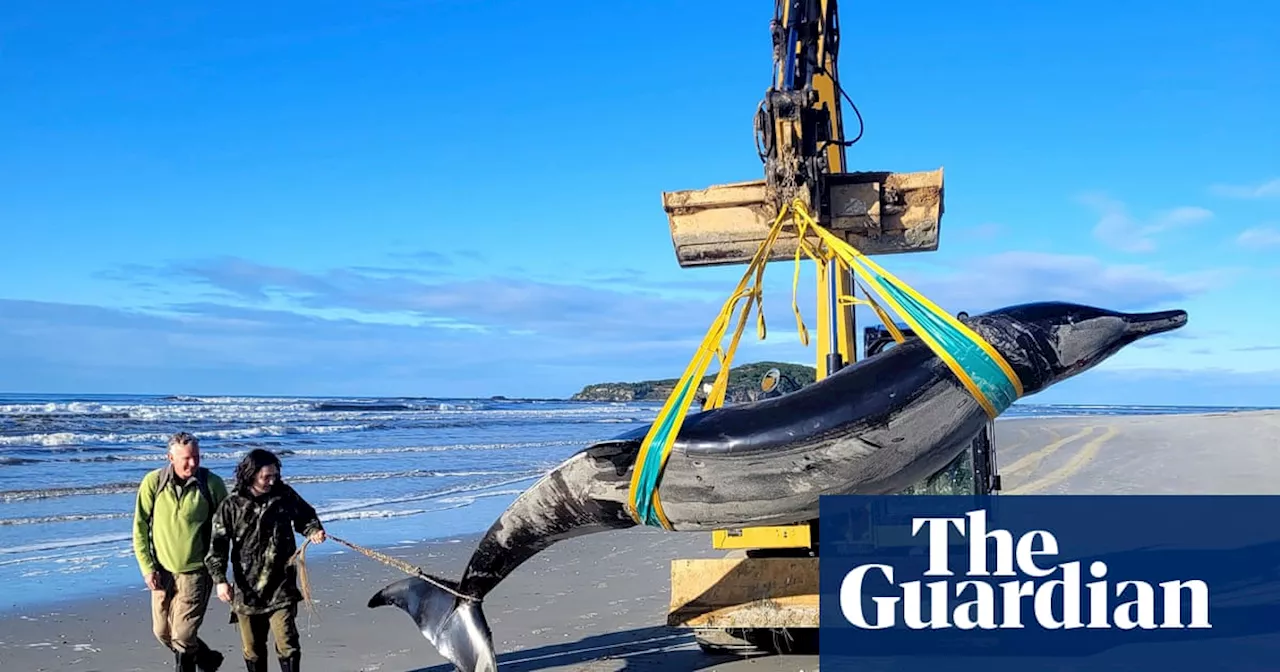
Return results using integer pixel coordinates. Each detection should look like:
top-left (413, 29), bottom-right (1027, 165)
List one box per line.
top-left (747, 627), bottom-right (819, 655)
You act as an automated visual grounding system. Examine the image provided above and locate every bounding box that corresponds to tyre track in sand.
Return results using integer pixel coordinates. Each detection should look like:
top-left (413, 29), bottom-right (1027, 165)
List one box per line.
top-left (997, 426), bottom-right (1092, 481)
top-left (1005, 424), bottom-right (1120, 495)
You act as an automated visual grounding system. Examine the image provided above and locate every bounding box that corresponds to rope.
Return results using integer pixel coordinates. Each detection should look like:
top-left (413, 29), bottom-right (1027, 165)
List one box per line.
top-left (289, 533), bottom-right (478, 605)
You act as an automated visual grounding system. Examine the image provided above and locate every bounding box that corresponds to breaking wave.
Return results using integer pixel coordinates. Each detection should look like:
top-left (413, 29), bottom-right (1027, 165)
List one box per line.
top-left (0, 466), bottom-right (554, 504)
top-left (0, 424), bottom-right (378, 448)
top-left (0, 473), bottom-right (540, 563)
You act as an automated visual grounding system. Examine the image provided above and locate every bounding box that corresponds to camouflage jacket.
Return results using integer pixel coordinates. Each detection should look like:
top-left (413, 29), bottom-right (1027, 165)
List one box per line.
top-left (205, 481), bottom-right (324, 615)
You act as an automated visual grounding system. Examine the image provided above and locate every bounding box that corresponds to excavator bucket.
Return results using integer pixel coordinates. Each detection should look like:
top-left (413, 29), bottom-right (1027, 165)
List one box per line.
top-left (662, 168), bottom-right (944, 268)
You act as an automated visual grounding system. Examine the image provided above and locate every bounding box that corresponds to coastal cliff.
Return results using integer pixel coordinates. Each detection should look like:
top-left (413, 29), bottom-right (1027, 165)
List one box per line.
top-left (571, 361), bottom-right (816, 403)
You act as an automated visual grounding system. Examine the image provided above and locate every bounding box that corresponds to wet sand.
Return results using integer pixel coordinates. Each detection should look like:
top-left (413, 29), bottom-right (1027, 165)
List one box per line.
top-left (2, 410), bottom-right (1277, 671)
top-left (0, 528), bottom-right (754, 672)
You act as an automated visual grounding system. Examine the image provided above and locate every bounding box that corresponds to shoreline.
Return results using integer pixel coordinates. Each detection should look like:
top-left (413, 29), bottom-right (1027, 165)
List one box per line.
top-left (7, 406), bottom-right (1267, 614)
top-left (0, 529), bottom-right (490, 615)
top-left (5, 407), bottom-right (1278, 617)
top-left (0, 512), bottom-right (517, 616)
top-left (0, 526), bottom-right (736, 672)
top-left (0, 467), bottom-right (542, 616)
top-left (3, 409), bottom-right (1279, 670)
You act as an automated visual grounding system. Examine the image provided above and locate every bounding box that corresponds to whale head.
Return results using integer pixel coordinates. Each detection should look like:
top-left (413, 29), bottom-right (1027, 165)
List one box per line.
top-left (965, 301), bottom-right (1188, 396)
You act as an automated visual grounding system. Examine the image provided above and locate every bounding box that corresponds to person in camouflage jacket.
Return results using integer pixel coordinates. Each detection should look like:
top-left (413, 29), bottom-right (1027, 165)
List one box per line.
top-left (205, 449), bottom-right (326, 672)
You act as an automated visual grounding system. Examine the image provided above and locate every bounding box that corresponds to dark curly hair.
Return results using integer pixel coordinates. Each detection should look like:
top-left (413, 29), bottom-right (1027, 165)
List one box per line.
top-left (234, 448), bottom-right (282, 493)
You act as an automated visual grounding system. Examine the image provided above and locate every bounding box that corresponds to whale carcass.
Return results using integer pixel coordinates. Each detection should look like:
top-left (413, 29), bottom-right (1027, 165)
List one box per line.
top-left (367, 301), bottom-right (1188, 672)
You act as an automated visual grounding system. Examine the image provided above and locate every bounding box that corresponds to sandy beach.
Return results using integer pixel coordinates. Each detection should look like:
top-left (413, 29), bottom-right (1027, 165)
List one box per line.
top-left (0, 527), bottom-right (751, 672)
top-left (2, 409), bottom-right (1278, 671)
top-left (993, 409), bottom-right (1280, 495)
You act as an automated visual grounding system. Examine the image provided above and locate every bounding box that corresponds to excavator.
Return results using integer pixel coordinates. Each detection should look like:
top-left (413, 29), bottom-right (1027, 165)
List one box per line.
top-left (656, 0), bottom-right (999, 655)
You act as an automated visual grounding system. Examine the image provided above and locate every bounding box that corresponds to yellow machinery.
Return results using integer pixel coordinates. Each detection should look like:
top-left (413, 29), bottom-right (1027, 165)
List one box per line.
top-left (657, 0), bottom-right (964, 654)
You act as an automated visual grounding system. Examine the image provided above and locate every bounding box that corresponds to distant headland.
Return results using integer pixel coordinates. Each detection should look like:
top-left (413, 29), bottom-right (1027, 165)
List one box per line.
top-left (570, 361), bottom-right (816, 403)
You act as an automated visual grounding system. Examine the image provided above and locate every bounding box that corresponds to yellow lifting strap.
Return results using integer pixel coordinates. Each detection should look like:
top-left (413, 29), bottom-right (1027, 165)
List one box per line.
top-left (625, 199), bottom-right (1023, 530)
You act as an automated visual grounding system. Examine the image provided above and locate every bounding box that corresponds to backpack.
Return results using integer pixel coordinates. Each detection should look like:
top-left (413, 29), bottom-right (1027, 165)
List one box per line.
top-left (145, 466), bottom-right (218, 571)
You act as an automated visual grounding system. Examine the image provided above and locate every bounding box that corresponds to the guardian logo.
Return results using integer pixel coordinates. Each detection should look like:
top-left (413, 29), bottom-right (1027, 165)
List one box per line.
top-left (840, 509), bottom-right (1212, 631)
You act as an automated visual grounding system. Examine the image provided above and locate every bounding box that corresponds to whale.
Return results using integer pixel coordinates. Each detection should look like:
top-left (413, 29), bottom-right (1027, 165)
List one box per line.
top-left (366, 301), bottom-right (1188, 672)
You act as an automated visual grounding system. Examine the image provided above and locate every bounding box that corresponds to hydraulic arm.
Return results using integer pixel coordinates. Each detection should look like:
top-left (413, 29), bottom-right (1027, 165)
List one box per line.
top-left (659, 0), bottom-right (957, 645)
top-left (758, 0), bottom-right (860, 376)
top-left (661, 0), bottom-right (944, 380)
top-left (757, 0), bottom-right (857, 221)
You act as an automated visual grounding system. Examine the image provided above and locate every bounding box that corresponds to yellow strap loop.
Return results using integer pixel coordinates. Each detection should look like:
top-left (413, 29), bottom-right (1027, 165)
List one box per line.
top-left (626, 197), bottom-right (1023, 529)
top-left (789, 199), bottom-right (1023, 417)
top-left (625, 202), bottom-right (794, 529)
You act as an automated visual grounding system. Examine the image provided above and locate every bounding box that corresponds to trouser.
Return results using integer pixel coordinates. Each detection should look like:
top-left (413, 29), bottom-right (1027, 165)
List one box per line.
top-left (151, 568), bottom-right (213, 655)
top-left (236, 604), bottom-right (301, 663)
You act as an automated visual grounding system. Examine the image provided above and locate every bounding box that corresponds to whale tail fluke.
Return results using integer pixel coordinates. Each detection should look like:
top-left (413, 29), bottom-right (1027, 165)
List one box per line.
top-left (368, 575), bottom-right (496, 672)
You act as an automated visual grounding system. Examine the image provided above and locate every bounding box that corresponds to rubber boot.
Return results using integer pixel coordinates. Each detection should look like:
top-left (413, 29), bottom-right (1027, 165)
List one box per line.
top-left (243, 657), bottom-right (267, 672)
top-left (277, 651), bottom-right (300, 672)
top-left (196, 640), bottom-right (224, 672)
top-left (176, 648), bottom-right (199, 672)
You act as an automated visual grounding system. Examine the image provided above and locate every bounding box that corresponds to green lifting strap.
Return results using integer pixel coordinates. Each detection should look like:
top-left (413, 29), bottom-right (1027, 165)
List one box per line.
top-left (625, 200), bottom-right (1025, 529)
top-left (799, 202), bottom-right (1024, 418)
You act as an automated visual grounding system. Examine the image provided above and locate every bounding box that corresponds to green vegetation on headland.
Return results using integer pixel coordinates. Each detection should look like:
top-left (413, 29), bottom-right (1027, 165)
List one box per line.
top-left (571, 361), bottom-right (817, 403)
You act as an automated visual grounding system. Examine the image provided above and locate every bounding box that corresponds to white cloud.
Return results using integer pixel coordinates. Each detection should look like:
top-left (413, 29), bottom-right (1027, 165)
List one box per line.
top-left (1079, 193), bottom-right (1214, 253)
top-left (1210, 178), bottom-right (1280, 199)
top-left (0, 298), bottom-right (708, 398)
top-left (2, 248), bottom-right (1237, 398)
top-left (132, 256), bottom-right (726, 342)
top-left (1236, 225), bottom-right (1280, 248)
top-left (898, 250), bottom-right (1224, 314)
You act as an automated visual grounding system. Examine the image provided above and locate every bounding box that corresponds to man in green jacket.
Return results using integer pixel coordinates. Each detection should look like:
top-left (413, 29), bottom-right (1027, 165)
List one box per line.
top-left (133, 432), bottom-right (229, 672)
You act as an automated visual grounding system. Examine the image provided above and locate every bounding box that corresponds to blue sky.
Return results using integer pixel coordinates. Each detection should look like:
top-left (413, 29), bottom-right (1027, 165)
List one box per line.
top-left (1, 0), bottom-right (1277, 405)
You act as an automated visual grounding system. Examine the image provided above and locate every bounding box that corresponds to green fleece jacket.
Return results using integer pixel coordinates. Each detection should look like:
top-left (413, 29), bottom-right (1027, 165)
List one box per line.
top-left (133, 466), bottom-right (229, 575)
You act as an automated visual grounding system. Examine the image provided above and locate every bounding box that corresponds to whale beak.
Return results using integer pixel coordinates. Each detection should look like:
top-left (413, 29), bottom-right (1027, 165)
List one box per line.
top-left (1123, 309), bottom-right (1188, 337)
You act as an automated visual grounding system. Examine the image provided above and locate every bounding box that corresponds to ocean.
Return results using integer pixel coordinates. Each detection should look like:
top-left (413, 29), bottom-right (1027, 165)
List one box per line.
top-left (0, 393), bottom-right (1268, 613)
